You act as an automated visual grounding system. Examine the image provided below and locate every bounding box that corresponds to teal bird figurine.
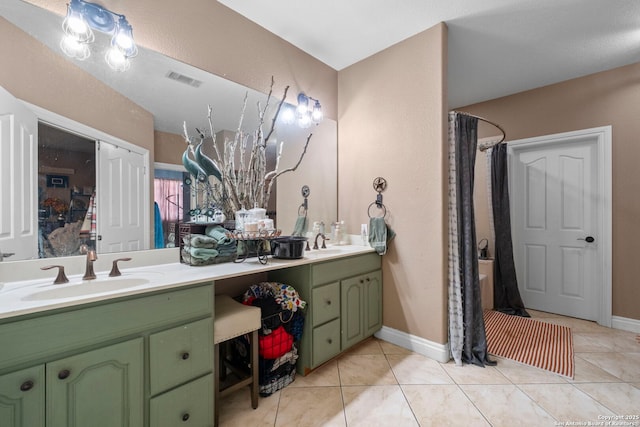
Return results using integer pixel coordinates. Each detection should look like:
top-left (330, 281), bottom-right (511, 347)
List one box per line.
top-left (194, 141), bottom-right (222, 182)
top-left (182, 148), bottom-right (207, 182)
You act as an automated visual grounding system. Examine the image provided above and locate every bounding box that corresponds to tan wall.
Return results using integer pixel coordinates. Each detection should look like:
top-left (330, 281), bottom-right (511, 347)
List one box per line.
top-left (461, 61), bottom-right (640, 321)
top-left (154, 131), bottom-right (184, 166)
top-left (338, 23), bottom-right (449, 343)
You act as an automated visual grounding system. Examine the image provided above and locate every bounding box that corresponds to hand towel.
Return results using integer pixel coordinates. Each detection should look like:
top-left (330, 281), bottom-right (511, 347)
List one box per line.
top-left (368, 216), bottom-right (395, 255)
top-left (291, 215), bottom-right (308, 237)
top-left (187, 234), bottom-right (217, 248)
top-left (154, 202), bottom-right (164, 249)
top-left (205, 225), bottom-right (232, 245)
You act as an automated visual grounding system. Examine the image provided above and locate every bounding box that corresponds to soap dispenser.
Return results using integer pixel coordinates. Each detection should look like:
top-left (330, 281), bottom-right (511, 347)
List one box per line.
top-left (334, 220), bottom-right (346, 245)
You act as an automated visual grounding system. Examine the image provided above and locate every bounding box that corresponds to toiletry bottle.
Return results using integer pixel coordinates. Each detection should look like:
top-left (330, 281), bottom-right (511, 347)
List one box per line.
top-left (361, 223), bottom-right (368, 245)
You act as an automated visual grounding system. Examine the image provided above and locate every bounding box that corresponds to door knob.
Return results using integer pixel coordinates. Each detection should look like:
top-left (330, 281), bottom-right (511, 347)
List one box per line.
top-left (577, 236), bottom-right (595, 243)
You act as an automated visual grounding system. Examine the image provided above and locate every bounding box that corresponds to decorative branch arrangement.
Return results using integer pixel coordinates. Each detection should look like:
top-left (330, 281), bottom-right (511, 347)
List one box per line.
top-left (182, 77), bottom-right (313, 222)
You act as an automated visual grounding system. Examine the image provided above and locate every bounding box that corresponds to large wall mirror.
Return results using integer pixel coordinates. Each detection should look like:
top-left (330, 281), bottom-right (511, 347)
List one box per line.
top-left (0, 0), bottom-right (337, 262)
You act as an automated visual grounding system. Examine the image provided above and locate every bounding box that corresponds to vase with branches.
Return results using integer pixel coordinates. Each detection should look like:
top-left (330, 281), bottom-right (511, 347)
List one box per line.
top-left (182, 78), bottom-right (313, 225)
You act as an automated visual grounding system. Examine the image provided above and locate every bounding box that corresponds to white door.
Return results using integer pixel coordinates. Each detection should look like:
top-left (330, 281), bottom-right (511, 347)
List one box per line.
top-left (97, 141), bottom-right (148, 253)
top-left (0, 86), bottom-right (38, 260)
top-left (509, 127), bottom-right (611, 324)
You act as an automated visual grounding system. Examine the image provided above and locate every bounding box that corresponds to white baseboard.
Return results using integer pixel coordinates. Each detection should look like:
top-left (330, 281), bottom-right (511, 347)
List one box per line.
top-left (375, 326), bottom-right (450, 363)
top-left (611, 315), bottom-right (640, 333)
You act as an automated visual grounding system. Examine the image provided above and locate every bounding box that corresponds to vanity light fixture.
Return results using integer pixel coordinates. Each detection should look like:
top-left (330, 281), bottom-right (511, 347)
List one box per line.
top-left (282, 92), bottom-right (323, 128)
top-left (60, 0), bottom-right (138, 71)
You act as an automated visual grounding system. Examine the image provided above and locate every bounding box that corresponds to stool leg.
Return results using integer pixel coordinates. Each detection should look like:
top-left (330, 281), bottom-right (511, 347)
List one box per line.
top-left (251, 330), bottom-right (259, 409)
top-left (214, 342), bottom-right (220, 427)
top-left (219, 341), bottom-right (227, 381)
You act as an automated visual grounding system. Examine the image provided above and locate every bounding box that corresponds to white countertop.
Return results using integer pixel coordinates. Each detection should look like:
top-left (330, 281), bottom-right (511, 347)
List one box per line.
top-left (0, 243), bottom-right (375, 321)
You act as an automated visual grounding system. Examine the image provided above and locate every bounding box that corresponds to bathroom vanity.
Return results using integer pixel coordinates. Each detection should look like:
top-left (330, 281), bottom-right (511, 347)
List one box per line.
top-left (268, 252), bottom-right (382, 374)
top-left (0, 243), bottom-right (378, 427)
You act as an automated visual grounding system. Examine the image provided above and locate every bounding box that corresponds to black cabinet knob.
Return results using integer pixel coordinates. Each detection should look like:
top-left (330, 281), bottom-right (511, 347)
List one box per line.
top-left (20, 380), bottom-right (34, 392)
top-left (58, 369), bottom-right (70, 380)
top-left (327, 338), bottom-right (332, 344)
top-left (182, 413), bottom-right (190, 422)
top-left (181, 352), bottom-right (190, 360)
top-left (326, 299), bottom-right (332, 306)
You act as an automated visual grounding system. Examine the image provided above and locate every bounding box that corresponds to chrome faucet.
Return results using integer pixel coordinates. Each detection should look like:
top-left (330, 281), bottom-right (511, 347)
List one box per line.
top-left (80, 244), bottom-right (97, 280)
top-left (313, 233), bottom-right (329, 250)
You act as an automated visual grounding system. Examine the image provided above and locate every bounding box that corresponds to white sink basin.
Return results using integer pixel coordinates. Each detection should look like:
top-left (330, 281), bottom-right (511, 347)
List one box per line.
top-left (305, 247), bottom-right (350, 258)
top-left (22, 277), bottom-right (151, 301)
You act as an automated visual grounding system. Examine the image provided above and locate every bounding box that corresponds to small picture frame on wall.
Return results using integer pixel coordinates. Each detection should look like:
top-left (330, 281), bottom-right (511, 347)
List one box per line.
top-left (46, 174), bottom-right (69, 188)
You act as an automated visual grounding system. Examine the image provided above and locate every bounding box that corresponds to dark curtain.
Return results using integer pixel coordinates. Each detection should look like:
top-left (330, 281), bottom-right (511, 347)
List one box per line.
top-left (454, 114), bottom-right (495, 367)
top-left (491, 144), bottom-right (530, 317)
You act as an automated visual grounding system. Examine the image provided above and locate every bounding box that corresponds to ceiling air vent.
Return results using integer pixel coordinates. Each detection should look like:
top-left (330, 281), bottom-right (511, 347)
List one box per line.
top-left (166, 71), bottom-right (202, 88)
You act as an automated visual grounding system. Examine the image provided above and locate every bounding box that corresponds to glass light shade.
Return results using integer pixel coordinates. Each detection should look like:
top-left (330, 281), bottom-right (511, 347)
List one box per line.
top-left (311, 101), bottom-right (323, 122)
top-left (296, 93), bottom-right (309, 116)
top-left (66, 14), bottom-right (88, 35)
top-left (62, 11), bottom-right (94, 43)
top-left (112, 17), bottom-right (138, 57)
top-left (281, 106), bottom-right (295, 125)
top-left (105, 47), bottom-right (130, 71)
top-left (60, 35), bottom-right (91, 60)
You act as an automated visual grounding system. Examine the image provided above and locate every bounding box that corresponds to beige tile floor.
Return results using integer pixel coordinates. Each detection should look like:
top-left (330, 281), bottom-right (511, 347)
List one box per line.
top-left (218, 310), bottom-right (640, 426)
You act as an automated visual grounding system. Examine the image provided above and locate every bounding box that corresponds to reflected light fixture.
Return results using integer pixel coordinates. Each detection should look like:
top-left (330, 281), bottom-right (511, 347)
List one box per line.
top-left (282, 92), bottom-right (323, 128)
top-left (60, 0), bottom-right (138, 71)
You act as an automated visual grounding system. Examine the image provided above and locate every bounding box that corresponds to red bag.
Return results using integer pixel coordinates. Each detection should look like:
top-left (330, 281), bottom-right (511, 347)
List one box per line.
top-left (259, 326), bottom-right (293, 359)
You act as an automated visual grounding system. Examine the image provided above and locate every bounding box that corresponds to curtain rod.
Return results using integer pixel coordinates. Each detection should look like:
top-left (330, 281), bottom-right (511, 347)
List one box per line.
top-left (455, 111), bottom-right (506, 151)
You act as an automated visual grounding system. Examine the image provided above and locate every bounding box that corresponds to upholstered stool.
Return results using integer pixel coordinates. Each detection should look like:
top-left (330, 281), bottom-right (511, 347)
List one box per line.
top-left (214, 294), bottom-right (261, 426)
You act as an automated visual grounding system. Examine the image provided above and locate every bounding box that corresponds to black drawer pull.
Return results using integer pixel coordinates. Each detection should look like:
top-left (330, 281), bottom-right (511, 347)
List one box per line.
top-left (327, 338), bottom-right (332, 344)
top-left (181, 352), bottom-right (190, 360)
top-left (58, 369), bottom-right (70, 380)
top-left (366, 277), bottom-right (370, 282)
top-left (182, 413), bottom-right (190, 422)
top-left (20, 380), bottom-right (34, 392)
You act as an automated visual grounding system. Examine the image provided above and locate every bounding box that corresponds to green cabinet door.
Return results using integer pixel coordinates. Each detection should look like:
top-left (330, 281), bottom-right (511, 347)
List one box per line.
top-left (0, 365), bottom-right (45, 427)
top-left (341, 270), bottom-right (383, 350)
top-left (364, 270), bottom-right (383, 336)
top-left (46, 338), bottom-right (144, 427)
top-left (341, 275), bottom-right (365, 349)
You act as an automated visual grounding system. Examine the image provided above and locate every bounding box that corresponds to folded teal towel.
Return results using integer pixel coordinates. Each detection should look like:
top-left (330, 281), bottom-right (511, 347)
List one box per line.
top-left (181, 250), bottom-right (211, 266)
top-left (292, 215), bottom-right (308, 237)
top-left (189, 247), bottom-right (219, 260)
top-left (368, 217), bottom-right (395, 255)
top-left (187, 234), bottom-right (217, 248)
top-left (205, 225), bottom-right (232, 245)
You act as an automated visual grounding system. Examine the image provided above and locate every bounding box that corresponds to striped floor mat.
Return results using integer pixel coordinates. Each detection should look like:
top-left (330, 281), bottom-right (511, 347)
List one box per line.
top-left (483, 310), bottom-right (574, 378)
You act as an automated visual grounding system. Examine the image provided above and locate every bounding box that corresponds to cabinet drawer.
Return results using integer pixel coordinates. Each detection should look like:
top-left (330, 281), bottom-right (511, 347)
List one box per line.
top-left (149, 318), bottom-right (213, 396)
top-left (311, 281), bottom-right (340, 326)
top-left (312, 318), bottom-right (341, 367)
top-left (311, 253), bottom-right (380, 285)
top-left (149, 373), bottom-right (213, 427)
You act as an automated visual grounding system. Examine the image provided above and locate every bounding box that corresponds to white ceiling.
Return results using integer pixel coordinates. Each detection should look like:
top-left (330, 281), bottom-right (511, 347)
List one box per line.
top-left (219, 0), bottom-right (640, 107)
